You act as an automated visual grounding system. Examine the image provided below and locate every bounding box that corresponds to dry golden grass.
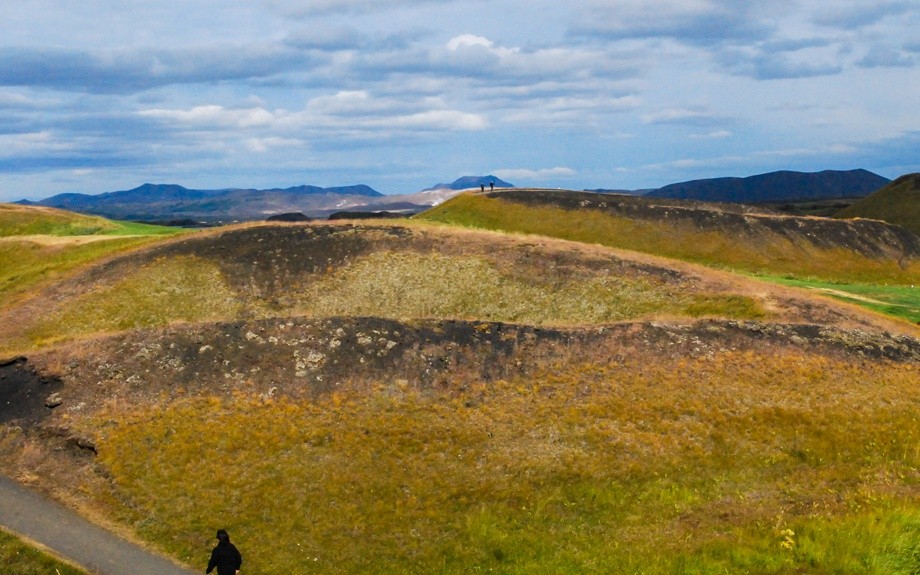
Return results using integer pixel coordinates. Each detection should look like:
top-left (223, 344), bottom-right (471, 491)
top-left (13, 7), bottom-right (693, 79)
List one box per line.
top-left (419, 194), bottom-right (920, 285)
top-left (293, 251), bottom-right (764, 325)
top-left (81, 348), bottom-right (919, 574)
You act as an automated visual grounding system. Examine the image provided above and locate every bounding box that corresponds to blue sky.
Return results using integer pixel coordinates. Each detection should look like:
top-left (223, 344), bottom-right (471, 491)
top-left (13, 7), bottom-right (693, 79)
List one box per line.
top-left (1, 0), bottom-right (918, 201)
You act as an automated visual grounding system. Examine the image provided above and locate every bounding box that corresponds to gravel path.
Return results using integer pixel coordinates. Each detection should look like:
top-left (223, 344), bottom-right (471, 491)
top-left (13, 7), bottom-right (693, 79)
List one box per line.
top-left (0, 475), bottom-right (197, 575)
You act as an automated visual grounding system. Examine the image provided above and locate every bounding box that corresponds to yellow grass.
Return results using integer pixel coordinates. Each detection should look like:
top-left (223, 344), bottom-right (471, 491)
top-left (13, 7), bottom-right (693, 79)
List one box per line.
top-left (85, 349), bottom-right (919, 574)
top-left (419, 194), bottom-right (920, 285)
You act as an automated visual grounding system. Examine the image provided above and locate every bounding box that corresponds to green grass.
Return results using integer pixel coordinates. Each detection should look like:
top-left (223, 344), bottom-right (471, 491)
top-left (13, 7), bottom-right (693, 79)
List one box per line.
top-left (836, 174), bottom-right (920, 236)
top-left (0, 204), bottom-right (187, 308)
top-left (90, 351), bottom-right (920, 574)
top-left (23, 256), bottom-right (245, 348)
top-left (418, 194), bottom-right (920, 286)
top-left (0, 236), bottom-right (169, 308)
top-left (763, 276), bottom-right (920, 323)
top-left (0, 203), bottom-right (179, 237)
top-left (0, 528), bottom-right (88, 575)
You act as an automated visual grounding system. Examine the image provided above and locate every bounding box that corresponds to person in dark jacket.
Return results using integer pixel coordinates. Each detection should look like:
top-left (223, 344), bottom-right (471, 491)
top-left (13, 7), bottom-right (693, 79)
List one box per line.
top-left (207, 529), bottom-right (242, 575)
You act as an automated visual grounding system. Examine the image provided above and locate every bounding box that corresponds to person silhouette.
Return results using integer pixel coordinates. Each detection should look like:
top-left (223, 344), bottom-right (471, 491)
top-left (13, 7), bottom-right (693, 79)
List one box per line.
top-left (480, 183), bottom-right (485, 192)
top-left (207, 529), bottom-right (242, 575)
top-left (490, 181), bottom-right (494, 191)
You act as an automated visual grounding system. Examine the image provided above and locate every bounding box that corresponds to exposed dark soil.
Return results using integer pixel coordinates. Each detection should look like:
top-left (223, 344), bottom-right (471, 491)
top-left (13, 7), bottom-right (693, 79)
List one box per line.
top-left (0, 357), bottom-right (62, 426)
top-left (488, 189), bottom-right (920, 259)
top-left (4, 316), bottom-right (917, 433)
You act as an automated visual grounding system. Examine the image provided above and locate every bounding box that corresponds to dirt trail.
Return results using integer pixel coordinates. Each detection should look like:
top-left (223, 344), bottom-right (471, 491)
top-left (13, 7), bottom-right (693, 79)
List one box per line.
top-left (0, 475), bottom-right (196, 575)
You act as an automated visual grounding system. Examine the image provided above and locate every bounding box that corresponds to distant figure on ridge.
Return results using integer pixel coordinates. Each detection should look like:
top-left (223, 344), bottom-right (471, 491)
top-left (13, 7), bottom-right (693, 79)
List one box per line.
top-left (481, 183), bottom-right (485, 192)
top-left (490, 181), bottom-right (494, 191)
top-left (207, 529), bottom-right (243, 575)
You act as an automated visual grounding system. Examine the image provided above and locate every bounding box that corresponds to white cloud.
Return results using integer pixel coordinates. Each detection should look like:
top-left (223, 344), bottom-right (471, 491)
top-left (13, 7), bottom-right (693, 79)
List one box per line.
top-left (494, 167), bottom-right (577, 181)
top-left (689, 130), bottom-right (733, 140)
top-left (0, 131), bottom-right (74, 155)
top-left (245, 137), bottom-right (306, 153)
top-left (267, 0), bottom-right (455, 17)
top-left (375, 109), bottom-right (487, 131)
top-left (139, 105), bottom-right (276, 128)
top-left (642, 107), bottom-right (730, 126)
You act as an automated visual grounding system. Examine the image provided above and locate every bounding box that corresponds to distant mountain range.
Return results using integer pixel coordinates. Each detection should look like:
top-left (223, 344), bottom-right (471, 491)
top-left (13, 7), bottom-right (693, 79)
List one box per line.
top-left (19, 183), bottom-right (391, 222)
top-left (644, 169), bottom-right (890, 203)
top-left (17, 178), bottom-right (520, 222)
top-left (14, 169), bottom-right (893, 223)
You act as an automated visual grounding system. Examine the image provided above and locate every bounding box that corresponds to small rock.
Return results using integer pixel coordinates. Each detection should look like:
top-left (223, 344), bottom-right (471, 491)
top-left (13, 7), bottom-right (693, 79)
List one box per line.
top-left (45, 393), bottom-right (63, 409)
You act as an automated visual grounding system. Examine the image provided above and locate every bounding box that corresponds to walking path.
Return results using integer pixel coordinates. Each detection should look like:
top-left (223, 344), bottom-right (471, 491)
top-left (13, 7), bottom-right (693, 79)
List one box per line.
top-left (0, 475), bottom-right (197, 575)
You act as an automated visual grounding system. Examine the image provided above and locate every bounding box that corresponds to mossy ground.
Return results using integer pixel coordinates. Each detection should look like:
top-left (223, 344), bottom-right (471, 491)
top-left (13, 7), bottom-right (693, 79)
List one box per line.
top-left (23, 256), bottom-right (245, 348)
top-left (294, 251), bottom-right (764, 326)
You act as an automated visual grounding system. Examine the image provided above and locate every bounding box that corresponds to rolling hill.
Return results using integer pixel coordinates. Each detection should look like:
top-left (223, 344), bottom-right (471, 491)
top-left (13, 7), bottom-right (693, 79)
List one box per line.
top-left (0, 204), bottom-right (186, 308)
top-left (835, 173), bottom-right (920, 236)
top-left (0, 205), bottom-right (918, 574)
top-left (419, 188), bottom-right (920, 286)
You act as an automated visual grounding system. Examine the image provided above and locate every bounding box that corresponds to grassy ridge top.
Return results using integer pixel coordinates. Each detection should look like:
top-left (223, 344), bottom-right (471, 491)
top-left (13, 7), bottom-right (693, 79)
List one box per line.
top-left (0, 203), bottom-right (177, 237)
top-left (836, 173), bottom-right (920, 236)
top-left (418, 191), bottom-right (920, 285)
top-left (0, 204), bottom-right (187, 309)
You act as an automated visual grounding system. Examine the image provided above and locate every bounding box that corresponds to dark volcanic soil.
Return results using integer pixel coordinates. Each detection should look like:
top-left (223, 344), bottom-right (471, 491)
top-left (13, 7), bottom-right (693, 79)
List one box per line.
top-left (0, 357), bottom-right (62, 425)
top-left (489, 189), bottom-right (920, 259)
top-left (4, 316), bottom-right (917, 430)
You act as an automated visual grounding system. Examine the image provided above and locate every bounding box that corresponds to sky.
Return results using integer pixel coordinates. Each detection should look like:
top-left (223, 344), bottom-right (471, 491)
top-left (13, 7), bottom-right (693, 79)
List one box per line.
top-left (1, 0), bottom-right (919, 201)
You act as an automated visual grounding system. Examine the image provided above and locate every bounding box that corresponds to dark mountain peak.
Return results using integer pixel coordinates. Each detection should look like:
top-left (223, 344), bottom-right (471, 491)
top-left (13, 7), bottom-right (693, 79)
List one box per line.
top-left (424, 175), bottom-right (515, 191)
top-left (647, 169), bottom-right (890, 203)
top-left (129, 183), bottom-right (190, 193)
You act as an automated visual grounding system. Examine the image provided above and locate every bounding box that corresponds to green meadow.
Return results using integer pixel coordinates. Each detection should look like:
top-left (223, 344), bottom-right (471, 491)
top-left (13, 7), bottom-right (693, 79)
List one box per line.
top-left (0, 204), bottom-right (186, 307)
top-left (762, 276), bottom-right (920, 323)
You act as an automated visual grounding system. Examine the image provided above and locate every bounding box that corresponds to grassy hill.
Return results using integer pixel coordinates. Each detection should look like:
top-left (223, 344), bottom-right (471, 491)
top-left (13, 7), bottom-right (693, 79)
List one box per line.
top-left (1, 221), bottom-right (822, 355)
top-left (0, 204), bottom-right (186, 308)
top-left (836, 173), bottom-right (920, 236)
top-left (0, 216), bottom-right (918, 574)
top-left (418, 190), bottom-right (920, 285)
